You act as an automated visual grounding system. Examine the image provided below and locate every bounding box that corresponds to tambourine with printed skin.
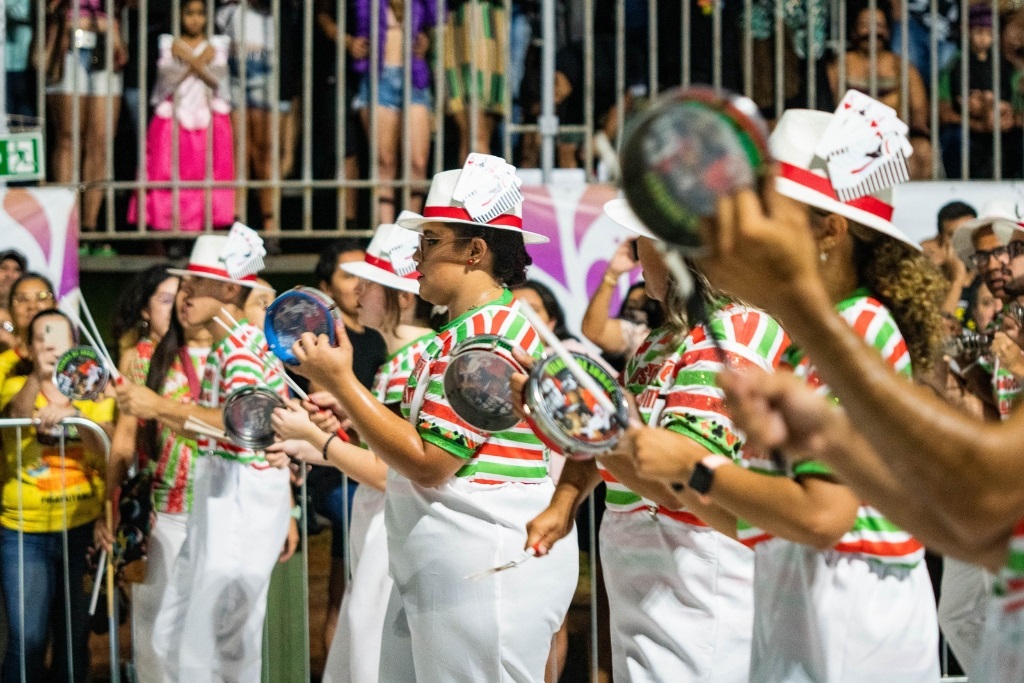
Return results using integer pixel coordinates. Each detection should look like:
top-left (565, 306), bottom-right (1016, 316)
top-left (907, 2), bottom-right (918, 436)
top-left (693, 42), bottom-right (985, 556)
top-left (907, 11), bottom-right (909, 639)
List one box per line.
top-left (522, 352), bottom-right (628, 460)
top-left (222, 385), bottom-right (286, 450)
top-left (54, 346), bottom-right (111, 401)
top-left (443, 335), bottom-right (526, 433)
top-left (264, 287), bottom-right (340, 365)
top-left (620, 86), bottom-right (771, 253)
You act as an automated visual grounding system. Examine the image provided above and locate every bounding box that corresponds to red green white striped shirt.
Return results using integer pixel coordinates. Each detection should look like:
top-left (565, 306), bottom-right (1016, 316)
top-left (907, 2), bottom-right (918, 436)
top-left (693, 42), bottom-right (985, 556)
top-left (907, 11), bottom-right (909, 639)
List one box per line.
top-left (129, 340), bottom-right (207, 514)
top-left (400, 290), bottom-right (550, 485)
top-left (738, 289), bottom-right (924, 567)
top-left (198, 322), bottom-right (288, 467)
top-left (372, 333), bottom-right (434, 406)
top-left (600, 305), bottom-right (789, 523)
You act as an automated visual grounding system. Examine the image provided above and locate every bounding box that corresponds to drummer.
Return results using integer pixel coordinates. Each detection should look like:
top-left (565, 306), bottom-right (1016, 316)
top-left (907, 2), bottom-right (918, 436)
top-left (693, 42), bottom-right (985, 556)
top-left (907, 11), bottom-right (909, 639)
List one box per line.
top-left (266, 213), bottom-right (436, 683)
top-left (521, 199), bottom-right (788, 682)
top-left (289, 157), bottom-right (578, 682)
top-left (115, 230), bottom-right (297, 681)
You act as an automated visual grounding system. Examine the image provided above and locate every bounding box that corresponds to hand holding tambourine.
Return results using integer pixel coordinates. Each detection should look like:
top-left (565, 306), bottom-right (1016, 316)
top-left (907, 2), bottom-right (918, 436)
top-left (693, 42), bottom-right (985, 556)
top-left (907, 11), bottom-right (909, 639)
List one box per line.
top-left (290, 320), bottom-right (353, 386)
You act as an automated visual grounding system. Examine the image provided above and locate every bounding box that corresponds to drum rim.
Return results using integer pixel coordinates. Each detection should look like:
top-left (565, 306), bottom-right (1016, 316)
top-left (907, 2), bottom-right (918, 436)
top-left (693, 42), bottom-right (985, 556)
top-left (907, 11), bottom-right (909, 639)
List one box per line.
top-left (264, 287), bottom-right (338, 364)
top-left (52, 345), bottom-right (110, 402)
top-left (442, 336), bottom-right (525, 433)
top-left (222, 385), bottom-right (285, 449)
top-left (523, 352), bottom-right (626, 457)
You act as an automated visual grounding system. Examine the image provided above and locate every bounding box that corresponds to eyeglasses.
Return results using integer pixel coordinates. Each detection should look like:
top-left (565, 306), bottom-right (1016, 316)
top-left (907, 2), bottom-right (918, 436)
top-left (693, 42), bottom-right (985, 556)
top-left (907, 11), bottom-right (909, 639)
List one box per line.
top-left (12, 291), bottom-right (54, 305)
top-left (971, 241), bottom-right (1024, 270)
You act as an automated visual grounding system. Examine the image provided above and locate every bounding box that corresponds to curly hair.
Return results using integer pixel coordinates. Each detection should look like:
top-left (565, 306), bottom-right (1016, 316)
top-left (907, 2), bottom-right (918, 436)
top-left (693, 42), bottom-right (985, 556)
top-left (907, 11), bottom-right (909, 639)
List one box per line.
top-left (852, 230), bottom-right (946, 374)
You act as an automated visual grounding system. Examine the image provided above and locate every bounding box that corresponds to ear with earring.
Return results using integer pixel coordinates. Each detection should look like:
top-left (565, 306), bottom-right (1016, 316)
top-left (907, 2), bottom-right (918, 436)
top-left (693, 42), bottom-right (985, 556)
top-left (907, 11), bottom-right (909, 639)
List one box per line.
top-left (819, 251), bottom-right (828, 263)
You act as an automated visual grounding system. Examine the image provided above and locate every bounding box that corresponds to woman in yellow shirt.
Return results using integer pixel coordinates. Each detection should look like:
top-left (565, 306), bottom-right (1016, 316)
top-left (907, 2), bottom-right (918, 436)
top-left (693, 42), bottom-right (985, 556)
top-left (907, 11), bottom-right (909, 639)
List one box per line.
top-left (0, 309), bottom-right (114, 683)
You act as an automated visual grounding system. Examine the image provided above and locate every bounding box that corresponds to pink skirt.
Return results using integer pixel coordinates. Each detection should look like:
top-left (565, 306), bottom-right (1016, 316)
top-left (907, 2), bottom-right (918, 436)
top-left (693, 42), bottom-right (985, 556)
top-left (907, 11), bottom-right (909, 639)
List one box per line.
top-left (128, 112), bottom-right (235, 231)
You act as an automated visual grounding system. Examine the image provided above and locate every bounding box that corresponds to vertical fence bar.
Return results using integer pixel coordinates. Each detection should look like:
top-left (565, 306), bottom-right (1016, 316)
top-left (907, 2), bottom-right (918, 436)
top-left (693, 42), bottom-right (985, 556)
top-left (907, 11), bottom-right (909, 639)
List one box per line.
top-left (468, 0), bottom-right (480, 156)
top-left (72, 0), bottom-right (82, 230)
top-left (402, 0), bottom-right (415, 212)
top-left (299, 475), bottom-right (311, 681)
top-left (960, 0), bottom-right (968, 179)
top-left (172, 0), bottom-right (182, 235)
top-left (58, 431), bottom-right (75, 682)
top-left (369, 0), bottom-right (380, 226)
top-left (615, 0), bottom-right (625, 152)
top-left (648, 0), bottom-right (659, 98)
top-left (899, 0), bottom-right (909, 125)
top-left (992, 0), bottom-right (1001, 180)
top-left (137, 0), bottom-right (148, 233)
top-left (16, 423), bottom-right (25, 683)
top-left (35, 0), bottom-right (44, 134)
top-left (868, 0), bottom-right (878, 97)
top-left (502, 0), bottom-right (514, 162)
top-left (205, 0), bottom-right (216, 232)
top-left (432, 0), bottom-right (446, 176)
top-left (587, 491), bottom-right (599, 683)
top-left (540, 0), bottom-right (557, 179)
top-left (712, 0), bottom-right (722, 90)
top-left (336, 0), bottom-right (348, 230)
top-left (806, 0), bottom-right (816, 109)
top-left (270, 0), bottom-right (282, 232)
top-left (237, 0), bottom-right (250, 225)
top-left (681, 0), bottom-right (690, 88)
top-left (302, 0), bottom-right (314, 232)
top-left (838, 0), bottom-right (847, 96)
top-left (774, 0), bottom-right (783, 116)
top-left (103, 0), bottom-right (115, 235)
top-left (583, 0), bottom-right (595, 180)
top-left (930, 0), bottom-right (940, 178)
top-left (743, 0), bottom-right (753, 98)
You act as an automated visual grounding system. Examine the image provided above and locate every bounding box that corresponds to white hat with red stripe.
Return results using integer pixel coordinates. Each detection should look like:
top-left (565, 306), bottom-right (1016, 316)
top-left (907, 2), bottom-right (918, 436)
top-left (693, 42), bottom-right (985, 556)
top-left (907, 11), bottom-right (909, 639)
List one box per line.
top-left (168, 224), bottom-right (273, 290)
top-left (397, 157), bottom-right (548, 244)
top-left (771, 108), bottom-right (920, 251)
top-left (341, 211), bottom-right (422, 294)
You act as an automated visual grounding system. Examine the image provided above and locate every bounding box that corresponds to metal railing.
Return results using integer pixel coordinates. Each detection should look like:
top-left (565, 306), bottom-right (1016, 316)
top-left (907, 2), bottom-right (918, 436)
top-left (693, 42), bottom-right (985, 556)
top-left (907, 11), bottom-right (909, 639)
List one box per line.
top-left (0, 416), bottom-right (119, 683)
top-left (18, 0), bottom-right (1024, 243)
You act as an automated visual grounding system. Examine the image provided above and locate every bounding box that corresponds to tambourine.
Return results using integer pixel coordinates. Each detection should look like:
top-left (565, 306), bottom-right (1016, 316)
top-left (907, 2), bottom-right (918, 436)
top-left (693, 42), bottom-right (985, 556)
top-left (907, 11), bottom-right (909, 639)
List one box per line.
top-left (222, 385), bottom-right (285, 450)
top-left (620, 86), bottom-right (771, 253)
top-left (53, 346), bottom-right (110, 401)
top-left (443, 335), bottom-right (525, 433)
top-left (264, 286), bottom-right (339, 365)
top-left (522, 352), bottom-right (628, 460)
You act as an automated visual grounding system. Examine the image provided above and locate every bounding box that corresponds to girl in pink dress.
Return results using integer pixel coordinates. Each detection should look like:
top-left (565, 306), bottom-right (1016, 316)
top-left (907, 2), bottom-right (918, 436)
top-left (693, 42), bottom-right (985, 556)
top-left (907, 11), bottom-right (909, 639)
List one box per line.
top-left (128, 0), bottom-right (235, 232)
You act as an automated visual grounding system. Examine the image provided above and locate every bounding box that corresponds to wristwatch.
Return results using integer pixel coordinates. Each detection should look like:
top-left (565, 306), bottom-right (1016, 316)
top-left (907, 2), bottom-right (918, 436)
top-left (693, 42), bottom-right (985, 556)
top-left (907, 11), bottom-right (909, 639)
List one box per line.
top-left (687, 455), bottom-right (732, 504)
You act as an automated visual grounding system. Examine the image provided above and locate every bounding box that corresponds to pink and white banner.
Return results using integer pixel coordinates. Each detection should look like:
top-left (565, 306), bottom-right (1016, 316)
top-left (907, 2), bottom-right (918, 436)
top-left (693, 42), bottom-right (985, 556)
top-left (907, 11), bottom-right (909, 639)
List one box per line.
top-left (521, 182), bottom-right (638, 337)
top-left (0, 188), bottom-right (80, 299)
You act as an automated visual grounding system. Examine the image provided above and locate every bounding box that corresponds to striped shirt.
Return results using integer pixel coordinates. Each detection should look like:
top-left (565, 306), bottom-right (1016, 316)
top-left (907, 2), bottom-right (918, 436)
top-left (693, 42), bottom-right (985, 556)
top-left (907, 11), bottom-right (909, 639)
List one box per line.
top-left (738, 290), bottom-right (924, 567)
top-left (400, 290), bottom-right (550, 485)
top-left (372, 333), bottom-right (434, 405)
top-left (198, 322), bottom-right (287, 466)
top-left (978, 356), bottom-right (1023, 421)
top-left (130, 341), bottom-right (207, 514)
top-left (995, 519), bottom-right (1024, 611)
top-left (600, 305), bottom-right (789, 524)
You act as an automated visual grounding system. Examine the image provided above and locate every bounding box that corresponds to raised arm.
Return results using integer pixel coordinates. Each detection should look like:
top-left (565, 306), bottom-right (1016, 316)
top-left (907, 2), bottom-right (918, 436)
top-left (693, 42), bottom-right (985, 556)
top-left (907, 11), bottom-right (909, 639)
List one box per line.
top-left (581, 240), bottom-right (640, 355)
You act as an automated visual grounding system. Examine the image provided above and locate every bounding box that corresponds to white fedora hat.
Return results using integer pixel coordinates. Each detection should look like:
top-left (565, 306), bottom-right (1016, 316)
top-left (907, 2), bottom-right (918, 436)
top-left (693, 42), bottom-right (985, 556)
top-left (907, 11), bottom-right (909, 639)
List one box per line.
top-left (951, 200), bottom-right (1024, 264)
top-left (341, 211), bottom-right (422, 294)
top-left (603, 198), bottom-right (656, 238)
top-left (771, 109), bottom-right (920, 251)
top-left (168, 233), bottom-right (272, 290)
top-left (397, 169), bottom-right (548, 244)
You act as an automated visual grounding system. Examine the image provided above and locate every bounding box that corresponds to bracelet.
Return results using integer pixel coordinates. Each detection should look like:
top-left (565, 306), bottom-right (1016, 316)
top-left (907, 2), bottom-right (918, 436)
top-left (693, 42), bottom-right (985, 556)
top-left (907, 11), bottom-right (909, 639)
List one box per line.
top-left (321, 433), bottom-right (337, 461)
top-left (602, 274), bottom-right (619, 288)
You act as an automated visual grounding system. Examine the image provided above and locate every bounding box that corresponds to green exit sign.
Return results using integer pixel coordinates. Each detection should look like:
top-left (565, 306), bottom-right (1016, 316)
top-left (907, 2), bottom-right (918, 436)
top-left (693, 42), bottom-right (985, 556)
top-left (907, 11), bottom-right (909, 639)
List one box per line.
top-left (0, 132), bottom-right (44, 181)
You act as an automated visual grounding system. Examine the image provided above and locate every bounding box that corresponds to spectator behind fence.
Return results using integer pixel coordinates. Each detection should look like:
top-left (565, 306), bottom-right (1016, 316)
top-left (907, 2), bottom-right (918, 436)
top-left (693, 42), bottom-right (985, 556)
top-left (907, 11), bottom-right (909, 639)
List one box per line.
top-left (128, 0), bottom-right (235, 232)
top-left (444, 0), bottom-right (506, 161)
top-left (352, 0), bottom-right (437, 223)
top-left (939, 4), bottom-right (1023, 179)
top-left (41, 0), bottom-right (127, 237)
top-left (0, 251), bottom-right (27, 353)
top-left (890, 0), bottom-right (960, 82)
top-left (921, 201), bottom-right (978, 322)
top-left (828, 0), bottom-right (933, 179)
top-left (0, 309), bottom-right (114, 683)
top-left (6, 0), bottom-right (35, 118)
top-left (0, 274), bottom-right (57, 390)
top-left (216, 0), bottom-right (299, 236)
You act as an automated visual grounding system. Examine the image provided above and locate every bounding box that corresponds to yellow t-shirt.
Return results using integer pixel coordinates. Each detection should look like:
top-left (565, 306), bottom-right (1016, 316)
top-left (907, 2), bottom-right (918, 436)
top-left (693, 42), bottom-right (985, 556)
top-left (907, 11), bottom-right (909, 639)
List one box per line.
top-left (0, 375), bottom-right (113, 532)
top-left (0, 348), bottom-right (23, 389)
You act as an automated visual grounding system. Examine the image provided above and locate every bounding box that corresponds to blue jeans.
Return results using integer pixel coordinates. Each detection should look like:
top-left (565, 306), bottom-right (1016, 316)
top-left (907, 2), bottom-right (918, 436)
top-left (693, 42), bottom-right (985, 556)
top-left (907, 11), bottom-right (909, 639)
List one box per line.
top-left (353, 66), bottom-right (433, 111)
top-left (0, 524), bottom-right (93, 683)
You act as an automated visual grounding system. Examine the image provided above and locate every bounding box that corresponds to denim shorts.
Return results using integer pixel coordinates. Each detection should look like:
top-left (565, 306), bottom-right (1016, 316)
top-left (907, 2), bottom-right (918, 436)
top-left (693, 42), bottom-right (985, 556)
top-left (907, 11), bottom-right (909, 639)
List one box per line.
top-left (45, 47), bottom-right (123, 96)
top-left (353, 66), bottom-right (432, 111)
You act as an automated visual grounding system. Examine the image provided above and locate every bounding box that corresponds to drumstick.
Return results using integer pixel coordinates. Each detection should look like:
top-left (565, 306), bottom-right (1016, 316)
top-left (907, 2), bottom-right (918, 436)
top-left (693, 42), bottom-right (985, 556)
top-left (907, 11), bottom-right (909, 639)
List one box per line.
top-left (184, 416), bottom-right (230, 441)
top-left (516, 301), bottom-right (621, 421)
top-left (61, 304), bottom-right (121, 381)
top-left (89, 550), bottom-right (106, 616)
top-left (215, 311), bottom-right (310, 400)
top-left (104, 501), bottom-right (115, 618)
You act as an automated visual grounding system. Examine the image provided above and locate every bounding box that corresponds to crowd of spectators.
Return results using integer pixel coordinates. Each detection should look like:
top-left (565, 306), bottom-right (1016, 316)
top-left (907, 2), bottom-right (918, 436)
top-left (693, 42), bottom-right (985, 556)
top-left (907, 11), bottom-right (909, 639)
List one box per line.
top-left (11, 0), bottom-right (1024, 242)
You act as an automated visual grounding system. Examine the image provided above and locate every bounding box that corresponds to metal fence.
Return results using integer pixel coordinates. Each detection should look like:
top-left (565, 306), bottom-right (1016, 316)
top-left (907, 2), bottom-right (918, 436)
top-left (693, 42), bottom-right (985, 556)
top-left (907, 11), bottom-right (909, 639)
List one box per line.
top-left (0, 416), bottom-right (120, 683)
top-left (14, 0), bottom-right (1024, 244)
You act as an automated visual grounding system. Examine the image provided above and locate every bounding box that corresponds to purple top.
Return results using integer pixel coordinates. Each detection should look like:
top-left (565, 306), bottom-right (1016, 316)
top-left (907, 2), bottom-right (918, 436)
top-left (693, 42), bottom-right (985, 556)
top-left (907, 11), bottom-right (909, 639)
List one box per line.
top-left (353, 0), bottom-right (441, 90)
top-left (66, 0), bottom-right (107, 19)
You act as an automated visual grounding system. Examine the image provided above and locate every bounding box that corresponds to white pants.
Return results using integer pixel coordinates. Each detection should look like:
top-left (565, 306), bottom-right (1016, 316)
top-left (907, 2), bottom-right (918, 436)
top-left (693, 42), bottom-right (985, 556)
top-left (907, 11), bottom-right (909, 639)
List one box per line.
top-left (600, 510), bottom-right (754, 683)
top-left (939, 556), bottom-right (992, 678)
top-left (976, 580), bottom-right (1024, 682)
top-left (322, 485), bottom-right (391, 683)
top-left (380, 471), bottom-right (578, 683)
top-left (132, 511), bottom-right (188, 683)
top-left (152, 457), bottom-right (290, 682)
top-left (750, 541), bottom-right (939, 683)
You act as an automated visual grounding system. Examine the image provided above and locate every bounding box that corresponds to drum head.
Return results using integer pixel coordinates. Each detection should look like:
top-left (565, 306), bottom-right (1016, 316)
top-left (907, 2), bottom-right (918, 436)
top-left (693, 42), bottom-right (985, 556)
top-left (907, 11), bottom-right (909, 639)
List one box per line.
top-left (265, 287), bottom-right (338, 365)
top-left (524, 353), bottom-right (627, 459)
top-left (443, 336), bottom-right (524, 433)
top-left (53, 346), bottom-right (110, 401)
top-left (222, 386), bottom-right (285, 450)
top-left (620, 86), bottom-right (770, 253)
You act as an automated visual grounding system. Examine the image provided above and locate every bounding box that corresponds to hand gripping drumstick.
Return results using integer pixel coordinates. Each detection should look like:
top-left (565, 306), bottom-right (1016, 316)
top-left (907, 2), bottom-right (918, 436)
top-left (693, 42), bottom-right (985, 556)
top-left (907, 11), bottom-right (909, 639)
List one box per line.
top-left (515, 300), bottom-right (624, 426)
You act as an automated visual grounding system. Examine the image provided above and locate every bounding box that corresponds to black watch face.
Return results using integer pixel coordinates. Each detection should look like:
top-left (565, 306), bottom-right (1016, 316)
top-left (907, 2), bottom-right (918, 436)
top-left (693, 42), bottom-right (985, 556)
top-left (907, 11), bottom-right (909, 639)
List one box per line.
top-left (688, 462), bottom-right (715, 495)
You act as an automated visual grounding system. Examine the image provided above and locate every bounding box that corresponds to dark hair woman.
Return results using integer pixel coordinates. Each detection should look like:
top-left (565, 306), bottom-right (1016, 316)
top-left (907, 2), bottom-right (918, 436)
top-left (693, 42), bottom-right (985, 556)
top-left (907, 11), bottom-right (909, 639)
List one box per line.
top-left (0, 273), bottom-right (57, 386)
top-left (111, 264), bottom-right (179, 365)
